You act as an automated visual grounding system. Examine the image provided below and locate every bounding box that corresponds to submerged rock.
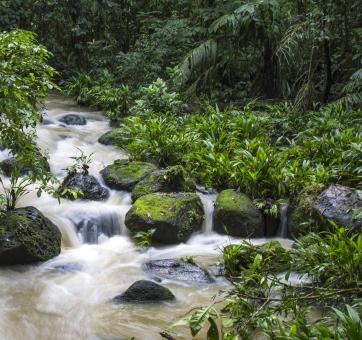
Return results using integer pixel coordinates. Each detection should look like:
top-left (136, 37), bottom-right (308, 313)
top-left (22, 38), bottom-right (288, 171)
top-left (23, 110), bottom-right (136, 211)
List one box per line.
top-left (315, 184), bottom-right (362, 231)
top-left (213, 189), bottom-right (264, 237)
top-left (101, 159), bottom-right (157, 191)
top-left (113, 280), bottom-right (175, 303)
top-left (132, 165), bottom-right (196, 201)
top-left (125, 192), bottom-right (204, 244)
top-left (0, 207), bottom-right (61, 265)
top-left (143, 259), bottom-right (214, 284)
top-left (52, 262), bottom-right (82, 272)
top-left (59, 173), bottom-right (109, 201)
top-left (59, 114), bottom-right (87, 125)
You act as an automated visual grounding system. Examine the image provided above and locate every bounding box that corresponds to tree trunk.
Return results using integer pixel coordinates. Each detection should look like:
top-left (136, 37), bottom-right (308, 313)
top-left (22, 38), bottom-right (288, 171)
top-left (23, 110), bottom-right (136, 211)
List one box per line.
top-left (323, 40), bottom-right (332, 103)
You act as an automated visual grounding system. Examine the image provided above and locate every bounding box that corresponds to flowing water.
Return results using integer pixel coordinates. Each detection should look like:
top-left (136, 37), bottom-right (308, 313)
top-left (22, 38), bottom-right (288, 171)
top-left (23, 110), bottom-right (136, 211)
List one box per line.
top-left (0, 95), bottom-right (293, 340)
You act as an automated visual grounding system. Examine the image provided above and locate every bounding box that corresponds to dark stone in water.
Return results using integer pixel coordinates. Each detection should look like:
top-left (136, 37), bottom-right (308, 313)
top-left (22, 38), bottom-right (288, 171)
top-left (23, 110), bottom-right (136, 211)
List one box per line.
top-left (113, 280), bottom-right (175, 303)
top-left (59, 174), bottom-right (110, 201)
top-left (75, 214), bottom-right (121, 244)
top-left (53, 262), bottom-right (82, 272)
top-left (59, 114), bottom-right (87, 126)
top-left (143, 259), bottom-right (214, 284)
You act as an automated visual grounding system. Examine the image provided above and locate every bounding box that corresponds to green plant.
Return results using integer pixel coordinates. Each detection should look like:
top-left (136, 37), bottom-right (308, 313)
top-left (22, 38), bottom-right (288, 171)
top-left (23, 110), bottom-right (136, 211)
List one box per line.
top-left (65, 149), bottom-right (94, 176)
top-left (130, 78), bottom-right (182, 116)
top-left (132, 228), bottom-right (156, 249)
top-left (0, 171), bottom-right (33, 211)
top-left (180, 256), bottom-right (196, 265)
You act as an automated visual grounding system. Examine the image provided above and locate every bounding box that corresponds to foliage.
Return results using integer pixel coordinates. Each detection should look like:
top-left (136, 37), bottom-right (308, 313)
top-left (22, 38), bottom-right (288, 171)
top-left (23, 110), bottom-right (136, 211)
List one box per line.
top-left (170, 227), bottom-right (362, 339)
top-left (65, 149), bottom-right (93, 176)
top-left (132, 228), bottom-right (156, 249)
top-left (130, 78), bottom-right (183, 116)
top-left (113, 100), bottom-right (361, 200)
top-left (0, 30), bottom-right (56, 182)
top-left (0, 171), bottom-right (33, 211)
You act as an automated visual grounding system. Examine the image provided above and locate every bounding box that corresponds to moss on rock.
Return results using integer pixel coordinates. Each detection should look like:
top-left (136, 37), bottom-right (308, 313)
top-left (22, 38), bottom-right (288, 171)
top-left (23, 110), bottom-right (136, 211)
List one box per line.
top-left (125, 192), bottom-right (204, 244)
top-left (131, 165), bottom-right (196, 201)
top-left (0, 207), bottom-right (61, 265)
top-left (100, 159), bottom-right (158, 191)
top-left (288, 184), bottom-right (329, 238)
top-left (213, 189), bottom-right (264, 237)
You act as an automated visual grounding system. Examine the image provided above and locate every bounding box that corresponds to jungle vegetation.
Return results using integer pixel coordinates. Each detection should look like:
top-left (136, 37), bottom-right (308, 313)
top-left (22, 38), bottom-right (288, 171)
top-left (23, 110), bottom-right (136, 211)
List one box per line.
top-left (0, 1), bottom-right (361, 339)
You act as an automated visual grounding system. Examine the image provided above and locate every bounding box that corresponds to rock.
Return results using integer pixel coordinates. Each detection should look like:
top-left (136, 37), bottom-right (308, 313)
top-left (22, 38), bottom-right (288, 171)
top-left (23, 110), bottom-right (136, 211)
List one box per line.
top-left (213, 189), bottom-right (264, 237)
top-left (143, 259), bottom-right (213, 284)
top-left (132, 165), bottom-right (196, 201)
top-left (315, 184), bottom-right (362, 231)
top-left (113, 280), bottom-right (175, 303)
top-left (288, 184), bottom-right (325, 238)
top-left (0, 207), bottom-right (61, 265)
top-left (0, 156), bottom-right (50, 177)
top-left (59, 173), bottom-right (109, 201)
top-left (100, 160), bottom-right (158, 191)
top-left (125, 193), bottom-right (204, 244)
top-left (98, 131), bottom-right (117, 146)
top-left (59, 114), bottom-right (87, 125)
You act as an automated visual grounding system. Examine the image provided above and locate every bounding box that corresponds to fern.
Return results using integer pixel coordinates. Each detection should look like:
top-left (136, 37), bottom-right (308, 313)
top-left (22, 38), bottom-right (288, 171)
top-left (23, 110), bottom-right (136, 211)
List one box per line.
top-left (174, 39), bottom-right (217, 87)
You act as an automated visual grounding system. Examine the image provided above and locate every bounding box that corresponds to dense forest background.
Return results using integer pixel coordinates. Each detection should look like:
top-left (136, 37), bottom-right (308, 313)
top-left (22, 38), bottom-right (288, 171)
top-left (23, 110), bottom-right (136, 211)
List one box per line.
top-left (0, 2), bottom-right (362, 338)
top-left (1, 0), bottom-right (361, 106)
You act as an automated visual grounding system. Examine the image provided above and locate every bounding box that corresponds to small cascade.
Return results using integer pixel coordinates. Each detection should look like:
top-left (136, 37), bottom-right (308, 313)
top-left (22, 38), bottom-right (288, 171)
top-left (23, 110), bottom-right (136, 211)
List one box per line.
top-left (277, 203), bottom-right (289, 238)
top-left (75, 212), bottom-right (123, 244)
top-left (197, 192), bottom-right (218, 233)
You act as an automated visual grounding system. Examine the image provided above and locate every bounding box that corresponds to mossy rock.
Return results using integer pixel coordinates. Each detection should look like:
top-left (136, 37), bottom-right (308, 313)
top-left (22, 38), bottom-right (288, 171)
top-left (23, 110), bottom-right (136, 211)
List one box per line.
top-left (213, 189), bottom-right (264, 237)
top-left (288, 184), bottom-right (325, 238)
top-left (100, 160), bottom-right (158, 191)
top-left (131, 165), bottom-right (196, 201)
top-left (125, 192), bottom-right (204, 244)
top-left (0, 207), bottom-right (61, 265)
top-left (98, 130), bottom-right (118, 146)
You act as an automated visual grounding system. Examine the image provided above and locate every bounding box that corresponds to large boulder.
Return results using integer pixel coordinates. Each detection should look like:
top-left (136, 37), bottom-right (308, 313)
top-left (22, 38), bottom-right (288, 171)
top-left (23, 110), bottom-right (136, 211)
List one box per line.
top-left (315, 184), bottom-right (362, 231)
top-left (59, 174), bottom-right (109, 201)
top-left (125, 193), bottom-right (204, 244)
top-left (213, 189), bottom-right (264, 237)
top-left (59, 114), bottom-right (87, 125)
top-left (100, 160), bottom-right (157, 191)
top-left (0, 207), bottom-right (61, 265)
top-left (132, 165), bottom-right (196, 201)
top-left (113, 280), bottom-right (175, 303)
top-left (143, 259), bottom-right (213, 284)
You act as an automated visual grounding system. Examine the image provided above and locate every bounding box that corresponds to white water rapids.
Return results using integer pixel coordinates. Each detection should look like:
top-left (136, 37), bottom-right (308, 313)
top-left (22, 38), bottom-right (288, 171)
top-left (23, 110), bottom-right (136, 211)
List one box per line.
top-left (0, 95), bottom-right (293, 339)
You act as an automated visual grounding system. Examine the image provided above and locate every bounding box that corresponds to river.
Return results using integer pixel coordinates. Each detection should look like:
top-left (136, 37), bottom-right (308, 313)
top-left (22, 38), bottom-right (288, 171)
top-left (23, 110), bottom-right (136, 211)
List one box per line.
top-left (0, 95), bottom-right (292, 339)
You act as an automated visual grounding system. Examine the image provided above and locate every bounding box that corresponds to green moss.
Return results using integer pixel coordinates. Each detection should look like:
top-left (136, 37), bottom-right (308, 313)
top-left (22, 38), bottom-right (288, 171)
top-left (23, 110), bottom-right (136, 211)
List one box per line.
top-left (288, 184), bottom-right (326, 238)
top-left (101, 159), bottom-right (158, 191)
top-left (132, 165), bottom-right (196, 201)
top-left (125, 193), bottom-right (204, 244)
top-left (214, 189), bottom-right (264, 237)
